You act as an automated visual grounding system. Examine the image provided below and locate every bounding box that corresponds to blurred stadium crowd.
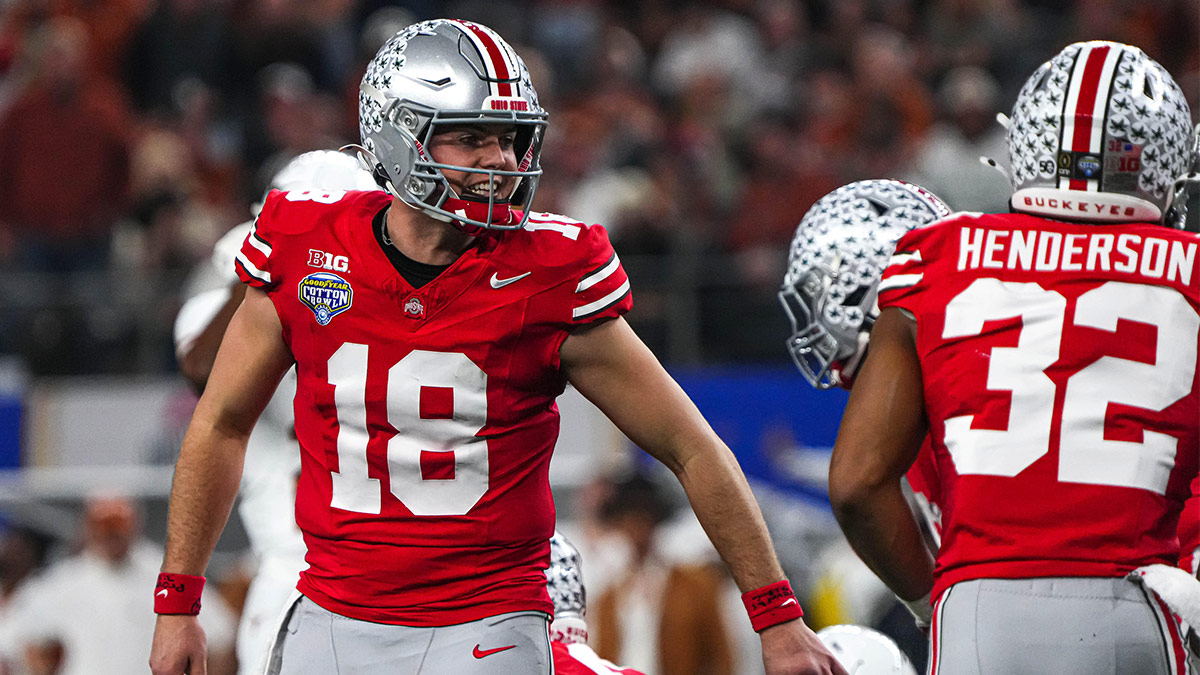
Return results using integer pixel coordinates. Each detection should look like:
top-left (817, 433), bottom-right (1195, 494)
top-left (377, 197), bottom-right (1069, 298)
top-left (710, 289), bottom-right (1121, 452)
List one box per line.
top-left (0, 0), bottom-right (1195, 375)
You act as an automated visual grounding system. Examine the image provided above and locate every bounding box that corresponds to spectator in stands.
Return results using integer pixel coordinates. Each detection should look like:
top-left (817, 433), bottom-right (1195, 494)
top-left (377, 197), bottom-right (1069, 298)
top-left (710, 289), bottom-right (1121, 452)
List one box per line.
top-left (8, 494), bottom-right (236, 675)
top-left (0, 526), bottom-right (50, 674)
top-left (901, 66), bottom-right (1009, 214)
top-left (0, 16), bottom-right (132, 274)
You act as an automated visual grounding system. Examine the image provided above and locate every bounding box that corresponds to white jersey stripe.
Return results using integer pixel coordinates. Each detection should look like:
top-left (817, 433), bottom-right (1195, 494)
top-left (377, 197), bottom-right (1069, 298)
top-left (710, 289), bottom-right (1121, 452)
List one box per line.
top-left (576, 255), bottom-right (619, 293)
top-left (235, 251), bottom-right (271, 285)
top-left (878, 273), bottom-right (922, 293)
top-left (889, 251), bottom-right (923, 267)
top-left (572, 279), bottom-right (630, 320)
top-left (248, 223), bottom-right (272, 257)
top-left (525, 221), bottom-right (581, 240)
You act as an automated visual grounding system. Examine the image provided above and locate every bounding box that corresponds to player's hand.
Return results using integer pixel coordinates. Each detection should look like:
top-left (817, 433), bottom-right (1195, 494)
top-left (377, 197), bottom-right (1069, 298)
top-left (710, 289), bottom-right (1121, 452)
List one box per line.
top-left (760, 619), bottom-right (849, 675)
top-left (150, 614), bottom-right (208, 675)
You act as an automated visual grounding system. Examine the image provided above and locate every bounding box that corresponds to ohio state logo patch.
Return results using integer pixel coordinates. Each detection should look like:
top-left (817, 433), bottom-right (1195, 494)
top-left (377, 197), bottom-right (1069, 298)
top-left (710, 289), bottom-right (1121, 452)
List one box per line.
top-left (403, 295), bottom-right (425, 320)
top-left (298, 272), bottom-right (353, 325)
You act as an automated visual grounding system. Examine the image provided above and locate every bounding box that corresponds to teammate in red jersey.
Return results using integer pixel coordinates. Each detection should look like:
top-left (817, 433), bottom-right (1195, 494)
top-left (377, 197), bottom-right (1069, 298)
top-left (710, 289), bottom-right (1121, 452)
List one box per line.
top-left (149, 18), bottom-right (844, 675)
top-left (828, 40), bottom-right (1200, 674)
top-left (778, 179), bottom-right (951, 632)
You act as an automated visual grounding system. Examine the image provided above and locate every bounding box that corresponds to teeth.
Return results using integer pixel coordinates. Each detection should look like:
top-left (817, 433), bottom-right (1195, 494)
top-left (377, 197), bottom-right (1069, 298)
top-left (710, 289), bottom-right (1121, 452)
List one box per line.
top-left (467, 181), bottom-right (500, 194)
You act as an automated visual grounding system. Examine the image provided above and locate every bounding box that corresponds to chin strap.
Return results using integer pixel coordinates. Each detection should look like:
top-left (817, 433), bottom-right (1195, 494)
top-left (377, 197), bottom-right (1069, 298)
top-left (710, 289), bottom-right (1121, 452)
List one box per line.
top-left (441, 196), bottom-right (517, 236)
top-left (836, 330), bottom-right (873, 387)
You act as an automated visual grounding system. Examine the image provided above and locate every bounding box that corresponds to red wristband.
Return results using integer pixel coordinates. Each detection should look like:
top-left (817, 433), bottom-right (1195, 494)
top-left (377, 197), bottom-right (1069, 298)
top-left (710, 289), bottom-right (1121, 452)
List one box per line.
top-left (742, 580), bottom-right (803, 632)
top-left (154, 573), bottom-right (205, 615)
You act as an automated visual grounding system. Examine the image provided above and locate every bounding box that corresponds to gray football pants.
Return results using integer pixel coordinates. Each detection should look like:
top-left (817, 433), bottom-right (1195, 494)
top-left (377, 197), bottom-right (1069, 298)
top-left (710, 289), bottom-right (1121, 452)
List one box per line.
top-left (265, 594), bottom-right (552, 674)
top-left (930, 577), bottom-right (1192, 675)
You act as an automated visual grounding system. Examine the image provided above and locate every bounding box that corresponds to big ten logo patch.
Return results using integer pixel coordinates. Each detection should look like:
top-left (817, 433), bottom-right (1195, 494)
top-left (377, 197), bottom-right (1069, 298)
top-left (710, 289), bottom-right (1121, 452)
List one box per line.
top-left (308, 249), bottom-right (350, 272)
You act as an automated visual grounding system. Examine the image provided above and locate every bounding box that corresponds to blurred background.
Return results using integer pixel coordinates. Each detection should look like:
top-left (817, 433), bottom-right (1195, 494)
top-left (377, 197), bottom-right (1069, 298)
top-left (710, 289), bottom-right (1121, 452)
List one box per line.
top-left (0, 0), bottom-right (1194, 673)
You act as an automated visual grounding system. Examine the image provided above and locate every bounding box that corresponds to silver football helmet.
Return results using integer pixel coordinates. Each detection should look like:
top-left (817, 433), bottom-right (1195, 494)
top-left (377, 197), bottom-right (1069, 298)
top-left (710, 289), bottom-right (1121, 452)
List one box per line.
top-left (354, 19), bottom-right (548, 234)
top-left (546, 531), bottom-right (588, 644)
top-left (547, 531), bottom-right (585, 617)
top-left (779, 180), bottom-right (950, 389)
top-left (818, 625), bottom-right (918, 675)
top-left (1007, 40), bottom-right (1197, 228)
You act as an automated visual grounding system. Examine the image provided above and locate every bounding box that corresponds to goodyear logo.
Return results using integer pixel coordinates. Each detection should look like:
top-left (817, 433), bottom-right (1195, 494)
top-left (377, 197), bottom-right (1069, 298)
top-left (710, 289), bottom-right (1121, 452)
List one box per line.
top-left (298, 272), bottom-right (352, 325)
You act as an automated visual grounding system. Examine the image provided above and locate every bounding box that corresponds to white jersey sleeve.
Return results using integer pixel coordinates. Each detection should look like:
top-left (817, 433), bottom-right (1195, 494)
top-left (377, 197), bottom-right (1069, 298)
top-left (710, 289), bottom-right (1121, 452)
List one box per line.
top-left (174, 222), bottom-right (254, 357)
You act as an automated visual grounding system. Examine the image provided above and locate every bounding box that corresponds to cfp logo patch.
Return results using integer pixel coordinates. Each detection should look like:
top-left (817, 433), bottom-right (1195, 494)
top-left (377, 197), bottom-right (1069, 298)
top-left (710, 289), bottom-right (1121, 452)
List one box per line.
top-left (308, 249), bottom-right (349, 272)
top-left (298, 272), bottom-right (353, 325)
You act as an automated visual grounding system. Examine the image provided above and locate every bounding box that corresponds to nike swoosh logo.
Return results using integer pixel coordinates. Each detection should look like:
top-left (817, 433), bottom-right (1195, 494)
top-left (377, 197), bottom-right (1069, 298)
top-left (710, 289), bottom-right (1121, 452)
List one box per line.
top-left (781, 598), bottom-right (797, 607)
top-left (490, 271), bottom-right (531, 288)
top-left (472, 644), bottom-right (517, 659)
top-left (156, 589), bottom-right (169, 598)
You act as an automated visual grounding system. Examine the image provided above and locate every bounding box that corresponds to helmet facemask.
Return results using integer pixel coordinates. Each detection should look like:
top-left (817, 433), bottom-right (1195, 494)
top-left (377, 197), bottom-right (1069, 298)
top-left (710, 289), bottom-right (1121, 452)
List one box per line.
top-left (779, 262), bottom-right (872, 390)
top-left (356, 19), bottom-right (549, 234)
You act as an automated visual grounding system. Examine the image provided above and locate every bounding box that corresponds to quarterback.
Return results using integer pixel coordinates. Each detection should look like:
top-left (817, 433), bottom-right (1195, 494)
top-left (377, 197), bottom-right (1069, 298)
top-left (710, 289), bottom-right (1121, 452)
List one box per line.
top-left (149, 18), bottom-right (843, 675)
top-left (829, 41), bottom-right (1200, 673)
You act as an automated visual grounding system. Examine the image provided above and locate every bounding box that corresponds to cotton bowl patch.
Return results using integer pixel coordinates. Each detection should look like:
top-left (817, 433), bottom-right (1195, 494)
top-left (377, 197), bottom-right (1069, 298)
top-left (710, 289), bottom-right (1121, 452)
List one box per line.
top-left (299, 272), bottom-right (353, 325)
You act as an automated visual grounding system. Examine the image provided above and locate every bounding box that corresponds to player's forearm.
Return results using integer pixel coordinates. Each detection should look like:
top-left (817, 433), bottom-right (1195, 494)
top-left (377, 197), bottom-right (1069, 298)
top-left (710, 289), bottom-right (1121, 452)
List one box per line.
top-left (161, 415), bottom-right (247, 575)
top-left (830, 480), bottom-right (934, 601)
top-left (673, 440), bottom-right (786, 591)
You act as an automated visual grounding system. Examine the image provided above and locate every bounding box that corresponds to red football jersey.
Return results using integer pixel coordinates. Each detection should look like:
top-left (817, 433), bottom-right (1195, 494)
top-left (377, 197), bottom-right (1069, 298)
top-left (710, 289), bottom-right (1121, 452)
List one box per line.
top-left (235, 189), bottom-right (632, 625)
top-left (879, 212), bottom-right (1200, 600)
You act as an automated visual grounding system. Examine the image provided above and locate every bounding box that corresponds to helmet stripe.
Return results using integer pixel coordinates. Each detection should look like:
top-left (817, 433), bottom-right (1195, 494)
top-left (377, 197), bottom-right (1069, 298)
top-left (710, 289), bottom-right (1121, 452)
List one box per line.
top-left (450, 20), bottom-right (515, 98)
top-left (1062, 43), bottom-right (1120, 191)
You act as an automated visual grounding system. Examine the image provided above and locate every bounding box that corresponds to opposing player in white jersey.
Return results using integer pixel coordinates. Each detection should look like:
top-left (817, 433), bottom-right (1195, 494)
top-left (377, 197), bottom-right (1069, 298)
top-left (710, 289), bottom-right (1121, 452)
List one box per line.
top-left (546, 532), bottom-right (647, 675)
top-left (829, 40), bottom-right (1200, 674)
top-left (172, 149), bottom-right (379, 675)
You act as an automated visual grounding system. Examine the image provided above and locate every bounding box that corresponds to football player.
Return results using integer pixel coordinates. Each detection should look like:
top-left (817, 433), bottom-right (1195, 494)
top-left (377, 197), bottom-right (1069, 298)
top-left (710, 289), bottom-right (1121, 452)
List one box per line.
top-left (172, 149), bottom-right (379, 675)
top-left (149, 18), bottom-right (844, 675)
top-left (546, 531), bottom-right (646, 675)
top-left (828, 40), bottom-right (1200, 674)
top-left (779, 179), bottom-right (951, 638)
